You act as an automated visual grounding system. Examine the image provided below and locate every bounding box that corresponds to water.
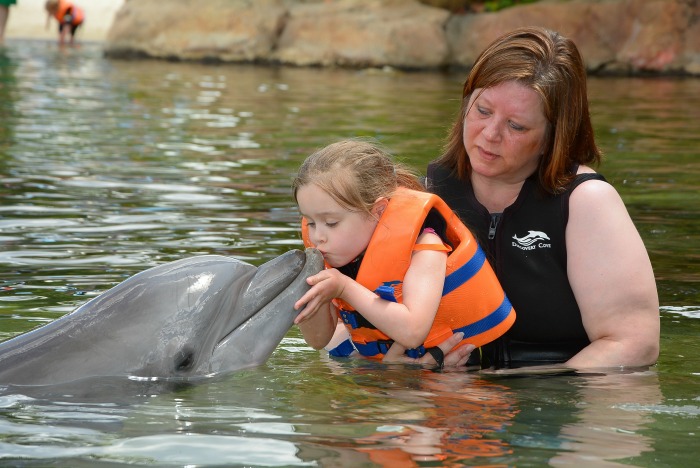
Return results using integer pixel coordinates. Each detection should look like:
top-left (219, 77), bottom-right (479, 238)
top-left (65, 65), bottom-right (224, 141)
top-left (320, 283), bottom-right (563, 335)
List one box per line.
top-left (0, 39), bottom-right (698, 466)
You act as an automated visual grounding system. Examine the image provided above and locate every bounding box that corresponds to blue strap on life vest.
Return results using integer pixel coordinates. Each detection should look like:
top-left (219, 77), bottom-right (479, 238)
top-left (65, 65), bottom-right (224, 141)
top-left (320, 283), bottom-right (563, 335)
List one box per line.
top-left (443, 243), bottom-right (486, 295)
top-left (405, 345), bottom-right (426, 359)
top-left (352, 296), bottom-right (512, 358)
top-left (340, 243), bottom-right (506, 358)
top-left (339, 309), bottom-right (359, 329)
top-left (353, 340), bottom-right (393, 357)
top-left (347, 296), bottom-right (512, 358)
top-left (339, 281), bottom-right (400, 329)
top-left (328, 339), bottom-right (357, 357)
top-left (453, 294), bottom-right (513, 338)
top-left (374, 281), bottom-right (400, 302)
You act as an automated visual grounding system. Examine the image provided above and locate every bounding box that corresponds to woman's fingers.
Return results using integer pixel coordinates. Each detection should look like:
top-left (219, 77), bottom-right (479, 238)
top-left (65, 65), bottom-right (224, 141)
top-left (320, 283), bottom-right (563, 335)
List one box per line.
top-left (443, 343), bottom-right (475, 368)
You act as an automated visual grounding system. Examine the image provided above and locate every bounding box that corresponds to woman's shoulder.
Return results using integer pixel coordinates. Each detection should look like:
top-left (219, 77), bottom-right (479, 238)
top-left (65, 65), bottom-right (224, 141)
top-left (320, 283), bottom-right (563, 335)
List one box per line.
top-left (569, 167), bottom-right (625, 213)
top-left (569, 165), bottom-right (610, 194)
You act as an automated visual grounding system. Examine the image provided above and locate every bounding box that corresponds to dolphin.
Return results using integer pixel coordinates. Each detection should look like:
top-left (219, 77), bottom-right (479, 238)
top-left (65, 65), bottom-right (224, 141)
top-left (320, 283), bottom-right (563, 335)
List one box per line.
top-left (0, 248), bottom-right (323, 388)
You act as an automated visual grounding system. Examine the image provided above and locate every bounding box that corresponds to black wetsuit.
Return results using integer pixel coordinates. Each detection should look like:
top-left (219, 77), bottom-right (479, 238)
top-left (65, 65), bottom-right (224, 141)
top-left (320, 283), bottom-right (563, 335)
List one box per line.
top-left (427, 162), bottom-right (607, 368)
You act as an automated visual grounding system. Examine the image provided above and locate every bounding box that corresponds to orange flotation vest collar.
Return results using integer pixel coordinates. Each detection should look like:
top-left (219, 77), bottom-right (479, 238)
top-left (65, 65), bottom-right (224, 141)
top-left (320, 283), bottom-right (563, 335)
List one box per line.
top-left (301, 187), bottom-right (515, 359)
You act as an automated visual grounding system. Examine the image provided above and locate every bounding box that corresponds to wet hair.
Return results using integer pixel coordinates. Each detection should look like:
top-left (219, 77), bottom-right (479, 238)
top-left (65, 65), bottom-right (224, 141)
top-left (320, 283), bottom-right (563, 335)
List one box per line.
top-left (292, 139), bottom-right (424, 217)
top-left (435, 26), bottom-right (602, 193)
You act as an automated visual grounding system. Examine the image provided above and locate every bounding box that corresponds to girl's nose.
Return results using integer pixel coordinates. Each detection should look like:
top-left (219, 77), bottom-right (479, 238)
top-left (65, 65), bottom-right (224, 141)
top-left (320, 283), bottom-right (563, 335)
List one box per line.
top-left (310, 229), bottom-right (325, 247)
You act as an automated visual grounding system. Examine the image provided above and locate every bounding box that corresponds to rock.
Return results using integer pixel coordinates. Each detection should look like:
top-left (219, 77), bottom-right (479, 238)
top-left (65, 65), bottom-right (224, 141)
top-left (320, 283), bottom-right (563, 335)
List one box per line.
top-left (106, 0), bottom-right (287, 61)
top-left (614, 0), bottom-right (695, 74)
top-left (446, 1), bottom-right (624, 72)
top-left (104, 0), bottom-right (700, 76)
top-left (447, 0), bottom-right (698, 75)
top-left (272, 0), bottom-right (450, 68)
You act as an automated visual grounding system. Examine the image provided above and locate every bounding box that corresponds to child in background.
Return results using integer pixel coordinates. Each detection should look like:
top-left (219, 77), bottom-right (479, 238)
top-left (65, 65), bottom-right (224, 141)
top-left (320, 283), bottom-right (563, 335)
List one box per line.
top-left (45, 0), bottom-right (84, 46)
top-left (292, 139), bottom-right (515, 368)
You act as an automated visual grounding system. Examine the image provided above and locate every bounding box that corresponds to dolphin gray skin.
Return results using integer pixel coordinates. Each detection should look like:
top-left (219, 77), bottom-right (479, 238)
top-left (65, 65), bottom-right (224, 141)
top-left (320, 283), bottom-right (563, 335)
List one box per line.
top-left (0, 248), bottom-right (323, 387)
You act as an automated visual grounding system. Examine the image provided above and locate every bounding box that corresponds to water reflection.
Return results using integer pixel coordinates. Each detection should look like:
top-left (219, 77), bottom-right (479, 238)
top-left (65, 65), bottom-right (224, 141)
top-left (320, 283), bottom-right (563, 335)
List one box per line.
top-left (0, 48), bottom-right (17, 168)
top-left (276, 357), bottom-right (662, 466)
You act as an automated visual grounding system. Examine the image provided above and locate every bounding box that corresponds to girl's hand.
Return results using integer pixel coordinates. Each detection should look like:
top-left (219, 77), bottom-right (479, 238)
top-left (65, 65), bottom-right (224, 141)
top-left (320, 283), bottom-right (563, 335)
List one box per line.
top-left (293, 268), bottom-right (347, 325)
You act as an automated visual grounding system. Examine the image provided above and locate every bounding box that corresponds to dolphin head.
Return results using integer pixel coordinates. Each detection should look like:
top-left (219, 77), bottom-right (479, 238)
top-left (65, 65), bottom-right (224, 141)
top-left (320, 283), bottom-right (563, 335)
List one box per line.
top-left (0, 248), bottom-right (324, 386)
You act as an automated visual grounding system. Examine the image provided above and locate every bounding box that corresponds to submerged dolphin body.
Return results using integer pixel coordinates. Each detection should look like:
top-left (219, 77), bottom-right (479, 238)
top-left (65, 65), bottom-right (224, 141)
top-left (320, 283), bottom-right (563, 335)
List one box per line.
top-left (0, 249), bottom-right (323, 388)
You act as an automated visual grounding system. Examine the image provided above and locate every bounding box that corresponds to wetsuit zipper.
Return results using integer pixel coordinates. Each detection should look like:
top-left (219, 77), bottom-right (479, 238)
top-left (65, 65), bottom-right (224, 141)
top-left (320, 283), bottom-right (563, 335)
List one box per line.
top-left (488, 213), bottom-right (501, 240)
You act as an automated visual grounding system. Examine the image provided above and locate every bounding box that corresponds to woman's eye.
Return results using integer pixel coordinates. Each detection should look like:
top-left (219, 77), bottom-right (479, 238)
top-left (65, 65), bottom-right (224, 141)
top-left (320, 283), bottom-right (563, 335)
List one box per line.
top-left (509, 121), bottom-right (525, 131)
top-left (477, 106), bottom-right (489, 115)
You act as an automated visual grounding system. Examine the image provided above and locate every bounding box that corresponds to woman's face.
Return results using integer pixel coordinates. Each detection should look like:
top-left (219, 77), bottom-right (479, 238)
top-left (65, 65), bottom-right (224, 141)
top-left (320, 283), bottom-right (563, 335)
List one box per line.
top-left (463, 81), bottom-right (549, 184)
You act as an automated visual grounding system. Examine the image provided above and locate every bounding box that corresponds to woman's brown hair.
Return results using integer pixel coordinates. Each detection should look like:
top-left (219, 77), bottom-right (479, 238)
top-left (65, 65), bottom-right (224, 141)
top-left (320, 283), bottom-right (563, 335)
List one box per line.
top-left (435, 26), bottom-right (601, 193)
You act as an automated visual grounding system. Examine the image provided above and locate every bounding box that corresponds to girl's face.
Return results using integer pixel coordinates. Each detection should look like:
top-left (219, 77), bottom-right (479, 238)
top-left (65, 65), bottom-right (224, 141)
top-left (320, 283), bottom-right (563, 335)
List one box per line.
top-left (463, 81), bottom-right (549, 184)
top-left (296, 183), bottom-right (379, 268)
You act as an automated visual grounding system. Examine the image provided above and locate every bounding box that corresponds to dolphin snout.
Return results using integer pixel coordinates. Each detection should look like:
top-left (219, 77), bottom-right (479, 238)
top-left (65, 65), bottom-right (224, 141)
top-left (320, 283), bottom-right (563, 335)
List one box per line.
top-left (303, 248), bottom-right (324, 276)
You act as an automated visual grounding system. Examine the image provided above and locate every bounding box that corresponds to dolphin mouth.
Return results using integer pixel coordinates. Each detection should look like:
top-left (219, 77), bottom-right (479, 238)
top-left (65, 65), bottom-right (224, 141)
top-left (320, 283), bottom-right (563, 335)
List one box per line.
top-left (215, 248), bottom-right (324, 344)
top-left (207, 248), bottom-right (323, 374)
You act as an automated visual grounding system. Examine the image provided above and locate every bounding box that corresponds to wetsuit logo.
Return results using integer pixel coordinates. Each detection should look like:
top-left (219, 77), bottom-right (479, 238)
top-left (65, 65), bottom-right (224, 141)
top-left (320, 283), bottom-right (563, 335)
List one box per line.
top-left (512, 231), bottom-right (551, 250)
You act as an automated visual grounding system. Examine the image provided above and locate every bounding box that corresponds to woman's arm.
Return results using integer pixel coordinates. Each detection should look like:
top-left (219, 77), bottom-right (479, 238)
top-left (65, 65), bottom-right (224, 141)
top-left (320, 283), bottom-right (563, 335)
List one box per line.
top-left (565, 178), bottom-right (660, 368)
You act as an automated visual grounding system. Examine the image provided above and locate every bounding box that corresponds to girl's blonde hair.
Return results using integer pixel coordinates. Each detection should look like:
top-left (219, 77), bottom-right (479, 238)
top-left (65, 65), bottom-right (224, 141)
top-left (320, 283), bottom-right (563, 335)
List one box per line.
top-left (293, 139), bottom-right (424, 216)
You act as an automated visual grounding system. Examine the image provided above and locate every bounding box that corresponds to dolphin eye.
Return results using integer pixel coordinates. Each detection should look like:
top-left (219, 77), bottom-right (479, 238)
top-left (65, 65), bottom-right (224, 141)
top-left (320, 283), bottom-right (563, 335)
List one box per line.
top-left (174, 347), bottom-right (195, 372)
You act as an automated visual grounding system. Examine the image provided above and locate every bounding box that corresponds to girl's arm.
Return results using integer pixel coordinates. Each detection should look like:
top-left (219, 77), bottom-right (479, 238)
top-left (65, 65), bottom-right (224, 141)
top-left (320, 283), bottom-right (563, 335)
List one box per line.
top-left (294, 231), bottom-right (447, 349)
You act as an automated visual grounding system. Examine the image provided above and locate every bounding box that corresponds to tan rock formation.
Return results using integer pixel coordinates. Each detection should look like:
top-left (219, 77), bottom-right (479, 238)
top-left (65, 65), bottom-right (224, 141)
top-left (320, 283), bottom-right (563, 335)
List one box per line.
top-left (448, 0), bottom-right (698, 74)
top-left (104, 0), bottom-right (700, 76)
top-left (272, 0), bottom-right (450, 68)
top-left (106, 0), bottom-right (288, 61)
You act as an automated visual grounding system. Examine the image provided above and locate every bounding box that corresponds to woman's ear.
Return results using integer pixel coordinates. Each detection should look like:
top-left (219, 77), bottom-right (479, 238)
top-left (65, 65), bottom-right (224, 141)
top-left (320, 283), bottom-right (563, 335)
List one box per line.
top-left (372, 197), bottom-right (389, 218)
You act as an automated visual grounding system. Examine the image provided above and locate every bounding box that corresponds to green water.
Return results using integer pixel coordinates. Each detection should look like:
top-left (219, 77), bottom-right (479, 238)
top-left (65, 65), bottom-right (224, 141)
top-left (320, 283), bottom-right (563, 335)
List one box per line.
top-left (0, 40), bottom-right (698, 466)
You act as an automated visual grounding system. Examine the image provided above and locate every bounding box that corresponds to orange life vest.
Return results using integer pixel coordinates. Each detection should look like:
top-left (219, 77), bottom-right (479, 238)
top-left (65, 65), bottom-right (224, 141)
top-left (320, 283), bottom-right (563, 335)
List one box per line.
top-left (301, 187), bottom-right (515, 359)
top-left (53, 0), bottom-right (84, 26)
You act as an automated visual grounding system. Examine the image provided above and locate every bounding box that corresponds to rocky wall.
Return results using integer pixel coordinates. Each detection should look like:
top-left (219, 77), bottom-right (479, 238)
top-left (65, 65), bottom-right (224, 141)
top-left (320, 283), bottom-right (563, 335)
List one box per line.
top-left (105, 0), bottom-right (700, 75)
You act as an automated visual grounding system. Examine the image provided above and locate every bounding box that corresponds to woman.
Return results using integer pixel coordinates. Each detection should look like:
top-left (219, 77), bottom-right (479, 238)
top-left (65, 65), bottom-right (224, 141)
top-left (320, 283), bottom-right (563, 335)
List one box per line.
top-left (427, 26), bottom-right (659, 369)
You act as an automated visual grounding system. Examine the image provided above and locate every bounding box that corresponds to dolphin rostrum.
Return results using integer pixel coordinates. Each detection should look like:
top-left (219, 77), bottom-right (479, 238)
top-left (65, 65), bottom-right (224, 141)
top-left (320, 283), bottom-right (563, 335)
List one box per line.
top-left (0, 248), bottom-right (323, 387)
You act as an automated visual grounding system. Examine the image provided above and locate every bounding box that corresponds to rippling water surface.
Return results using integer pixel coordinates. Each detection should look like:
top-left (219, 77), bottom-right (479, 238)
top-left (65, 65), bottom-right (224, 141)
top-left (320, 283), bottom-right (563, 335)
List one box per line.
top-left (0, 40), bottom-right (698, 466)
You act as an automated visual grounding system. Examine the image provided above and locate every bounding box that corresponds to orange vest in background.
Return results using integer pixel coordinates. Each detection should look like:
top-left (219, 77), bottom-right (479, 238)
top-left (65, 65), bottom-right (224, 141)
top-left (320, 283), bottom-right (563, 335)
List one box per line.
top-left (54, 0), bottom-right (84, 26)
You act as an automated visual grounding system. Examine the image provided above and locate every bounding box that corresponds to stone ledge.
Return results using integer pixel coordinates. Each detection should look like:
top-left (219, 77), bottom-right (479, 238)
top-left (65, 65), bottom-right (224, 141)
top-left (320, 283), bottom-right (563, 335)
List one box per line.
top-left (102, 0), bottom-right (700, 76)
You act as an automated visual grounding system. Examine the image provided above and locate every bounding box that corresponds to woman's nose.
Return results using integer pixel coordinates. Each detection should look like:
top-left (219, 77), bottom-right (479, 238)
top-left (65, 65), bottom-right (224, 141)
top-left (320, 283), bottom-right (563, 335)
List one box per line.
top-left (482, 119), bottom-right (502, 141)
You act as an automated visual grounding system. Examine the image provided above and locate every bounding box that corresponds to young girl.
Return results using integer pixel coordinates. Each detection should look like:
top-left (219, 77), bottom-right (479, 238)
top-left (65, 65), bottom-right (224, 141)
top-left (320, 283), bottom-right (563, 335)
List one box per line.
top-left (292, 139), bottom-right (515, 366)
